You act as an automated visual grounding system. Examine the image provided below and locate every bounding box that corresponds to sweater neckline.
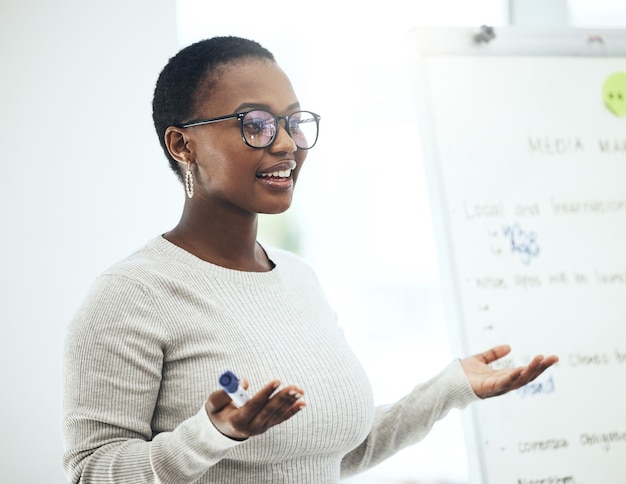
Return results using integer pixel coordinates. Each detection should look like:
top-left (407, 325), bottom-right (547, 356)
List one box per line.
top-left (153, 235), bottom-right (281, 285)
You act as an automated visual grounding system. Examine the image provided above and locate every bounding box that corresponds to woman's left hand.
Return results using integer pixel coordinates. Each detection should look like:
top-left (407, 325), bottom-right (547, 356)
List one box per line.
top-left (461, 344), bottom-right (559, 399)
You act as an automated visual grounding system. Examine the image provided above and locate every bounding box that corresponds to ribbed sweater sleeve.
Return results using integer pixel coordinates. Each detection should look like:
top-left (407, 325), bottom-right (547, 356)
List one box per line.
top-left (340, 360), bottom-right (478, 478)
top-left (62, 274), bottom-right (241, 483)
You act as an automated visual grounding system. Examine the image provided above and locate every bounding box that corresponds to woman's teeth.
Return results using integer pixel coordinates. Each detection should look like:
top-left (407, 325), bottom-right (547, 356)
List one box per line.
top-left (258, 170), bottom-right (292, 178)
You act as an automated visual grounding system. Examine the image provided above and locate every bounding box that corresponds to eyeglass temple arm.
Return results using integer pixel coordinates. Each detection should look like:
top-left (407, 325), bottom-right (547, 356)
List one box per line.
top-left (179, 113), bottom-right (241, 128)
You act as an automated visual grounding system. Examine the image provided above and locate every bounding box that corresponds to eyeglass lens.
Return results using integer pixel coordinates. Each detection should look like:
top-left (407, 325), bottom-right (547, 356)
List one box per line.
top-left (242, 110), bottom-right (318, 149)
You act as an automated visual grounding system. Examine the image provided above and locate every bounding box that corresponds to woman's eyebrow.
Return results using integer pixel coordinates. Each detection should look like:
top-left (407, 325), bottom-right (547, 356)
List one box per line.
top-left (234, 101), bottom-right (301, 112)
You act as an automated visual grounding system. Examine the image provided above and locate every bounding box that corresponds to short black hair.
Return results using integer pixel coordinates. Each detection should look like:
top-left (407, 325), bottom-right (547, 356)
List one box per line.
top-left (152, 36), bottom-right (276, 180)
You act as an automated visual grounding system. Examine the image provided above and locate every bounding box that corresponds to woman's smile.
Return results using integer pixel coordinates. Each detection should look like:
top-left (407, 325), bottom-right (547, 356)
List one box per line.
top-left (256, 159), bottom-right (297, 191)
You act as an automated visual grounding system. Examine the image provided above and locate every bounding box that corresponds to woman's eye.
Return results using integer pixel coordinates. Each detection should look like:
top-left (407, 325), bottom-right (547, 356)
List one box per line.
top-left (244, 119), bottom-right (272, 133)
top-left (244, 121), bottom-right (263, 133)
top-left (245, 119), bottom-right (274, 135)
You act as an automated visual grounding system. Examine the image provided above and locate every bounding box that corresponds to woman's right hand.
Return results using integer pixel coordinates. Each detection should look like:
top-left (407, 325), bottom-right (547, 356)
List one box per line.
top-left (205, 379), bottom-right (306, 440)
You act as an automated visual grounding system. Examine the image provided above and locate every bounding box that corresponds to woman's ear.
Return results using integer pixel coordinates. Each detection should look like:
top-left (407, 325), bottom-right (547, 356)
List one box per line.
top-left (165, 126), bottom-right (191, 164)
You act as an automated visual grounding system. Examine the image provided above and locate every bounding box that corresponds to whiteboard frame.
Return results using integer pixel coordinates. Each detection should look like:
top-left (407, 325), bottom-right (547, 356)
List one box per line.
top-left (407, 26), bottom-right (626, 484)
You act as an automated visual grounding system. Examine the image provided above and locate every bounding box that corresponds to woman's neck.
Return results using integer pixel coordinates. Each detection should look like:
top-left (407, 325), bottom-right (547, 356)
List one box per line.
top-left (164, 205), bottom-right (273, 272)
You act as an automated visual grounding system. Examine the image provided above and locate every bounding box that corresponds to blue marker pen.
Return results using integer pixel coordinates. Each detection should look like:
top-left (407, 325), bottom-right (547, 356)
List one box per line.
top-left (218, 370), bottom-right (251, 407)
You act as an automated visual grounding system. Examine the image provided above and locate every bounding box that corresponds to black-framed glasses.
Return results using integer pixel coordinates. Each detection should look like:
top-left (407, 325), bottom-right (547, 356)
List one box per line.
top-left (177, 109), bottom-right (321, 150)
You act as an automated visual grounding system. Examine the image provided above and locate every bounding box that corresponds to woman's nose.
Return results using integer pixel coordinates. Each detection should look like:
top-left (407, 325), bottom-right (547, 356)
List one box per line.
top-left (270, 120), bottom-right (298, 153)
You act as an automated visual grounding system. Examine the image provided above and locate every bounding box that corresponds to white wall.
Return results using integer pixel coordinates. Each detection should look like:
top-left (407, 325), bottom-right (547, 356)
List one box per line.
top-left (0, 2), bottom-right (180, 481)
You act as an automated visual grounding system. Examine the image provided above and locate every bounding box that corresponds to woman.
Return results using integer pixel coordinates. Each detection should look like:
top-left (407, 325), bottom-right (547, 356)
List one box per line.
top-left (62, 36), bottom-right (557, 483)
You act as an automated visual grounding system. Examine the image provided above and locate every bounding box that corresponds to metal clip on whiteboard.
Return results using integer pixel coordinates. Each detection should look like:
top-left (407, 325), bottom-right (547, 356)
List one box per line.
top-left (474, 25), bottom-right (496, 43)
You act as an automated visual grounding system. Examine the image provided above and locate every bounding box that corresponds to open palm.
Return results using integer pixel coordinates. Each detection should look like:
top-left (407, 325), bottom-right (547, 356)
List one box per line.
top-left (461, 344), bottom-right (559, 399)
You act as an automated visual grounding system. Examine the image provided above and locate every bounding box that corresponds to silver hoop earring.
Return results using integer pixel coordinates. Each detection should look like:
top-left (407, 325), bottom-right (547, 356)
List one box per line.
top-left (185, 165), bottom-right (194, 199)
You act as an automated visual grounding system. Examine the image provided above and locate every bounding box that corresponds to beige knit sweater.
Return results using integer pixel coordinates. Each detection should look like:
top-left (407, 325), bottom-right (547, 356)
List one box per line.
top-left (62, 236), bottom-right (477, 483)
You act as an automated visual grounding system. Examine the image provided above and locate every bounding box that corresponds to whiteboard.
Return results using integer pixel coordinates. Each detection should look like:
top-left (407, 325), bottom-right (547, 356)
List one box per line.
top-left (408, 27), bottom-right (626, 484)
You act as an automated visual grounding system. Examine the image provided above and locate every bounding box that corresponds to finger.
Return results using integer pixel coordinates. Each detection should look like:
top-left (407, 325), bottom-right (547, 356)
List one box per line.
top-left (263, 386), bottom-right (305, 418)
top-left (521, 354), bottom-right (558, 382)
top-left (543, 355), bottom-right (560, 367)
top-left (526, 354), bottom-right (545, 374)
top-left (275, 386), bottom-right (306, 416)
top-left (476, 344), bottom-right (512, 364)
top-left (509, 357), bottom-right (552, 389)
top-left (253, 386), bottom-right (306, 429)
top-left (241, 380), bottom-right (281, 416)
top-left (257, 398), bottom-right (306, 432)
top-left (206, 388), bottom-right (235, 414)
top-left (280, 397), bottom-right (307, 420)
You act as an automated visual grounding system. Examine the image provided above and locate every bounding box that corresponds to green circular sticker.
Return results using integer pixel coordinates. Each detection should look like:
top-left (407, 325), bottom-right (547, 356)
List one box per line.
top-left (603, 72), bottom-right (626, 117)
